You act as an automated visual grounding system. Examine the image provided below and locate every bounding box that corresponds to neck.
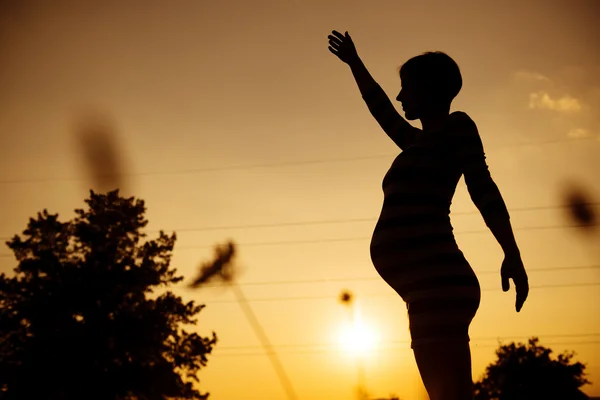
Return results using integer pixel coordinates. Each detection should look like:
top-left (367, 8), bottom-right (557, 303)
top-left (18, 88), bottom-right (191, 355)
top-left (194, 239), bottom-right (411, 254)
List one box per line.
top-left (419, 107), bottom-right (451, 132)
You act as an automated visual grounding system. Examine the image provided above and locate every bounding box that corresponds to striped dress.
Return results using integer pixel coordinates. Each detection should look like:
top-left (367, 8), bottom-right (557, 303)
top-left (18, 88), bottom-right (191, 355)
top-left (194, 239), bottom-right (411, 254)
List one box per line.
top-left (363, 85), bottom-right (507, 349)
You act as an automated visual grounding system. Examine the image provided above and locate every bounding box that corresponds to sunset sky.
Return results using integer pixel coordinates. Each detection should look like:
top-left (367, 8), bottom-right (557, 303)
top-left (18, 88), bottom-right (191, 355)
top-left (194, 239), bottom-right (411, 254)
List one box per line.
top-left (1, 1), bottom-right (599, 399)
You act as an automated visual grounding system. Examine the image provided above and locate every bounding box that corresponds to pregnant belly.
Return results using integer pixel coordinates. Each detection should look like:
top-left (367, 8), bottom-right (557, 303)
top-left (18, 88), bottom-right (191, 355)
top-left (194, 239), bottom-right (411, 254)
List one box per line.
top-left (370, 213), bottom-right (460, 273)
top-left (370, 224), bottom-right (472, 300)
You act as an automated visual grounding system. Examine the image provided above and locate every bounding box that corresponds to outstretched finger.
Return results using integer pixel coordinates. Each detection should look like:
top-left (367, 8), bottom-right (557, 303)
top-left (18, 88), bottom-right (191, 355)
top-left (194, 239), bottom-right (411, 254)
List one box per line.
top-left (501, 273), bottom-right (510, 292)
top-left (515, 280), bottom-right (529, 312)
top-left (328, 39), bottom-right (341, 50)
top-left (331, 30), bottom-right (345, 40)
top-left (328, 46), bottom-right (339, 56)
top-left (328, 35), bottom-right (343, 46)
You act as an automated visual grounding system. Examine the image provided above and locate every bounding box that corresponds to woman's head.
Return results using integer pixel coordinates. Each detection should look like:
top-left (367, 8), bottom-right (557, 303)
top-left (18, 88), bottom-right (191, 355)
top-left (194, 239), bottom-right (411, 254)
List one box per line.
top-left (396, 52), bottom-right (462, 120)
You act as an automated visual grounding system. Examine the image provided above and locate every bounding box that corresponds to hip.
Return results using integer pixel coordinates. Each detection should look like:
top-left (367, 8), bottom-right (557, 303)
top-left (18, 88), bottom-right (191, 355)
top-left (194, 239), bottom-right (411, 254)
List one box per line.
top-left (370, 243), bottom-right (478, 301)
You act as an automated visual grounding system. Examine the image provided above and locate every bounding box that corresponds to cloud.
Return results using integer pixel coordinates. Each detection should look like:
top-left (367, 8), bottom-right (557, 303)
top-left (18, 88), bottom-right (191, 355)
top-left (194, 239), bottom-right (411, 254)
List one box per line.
top-left (567, 128), bottom-right (590, 138)
top-left (528, 91), bottom-right (582, 113)
top-left (514, 71), bottom-right (551, 83)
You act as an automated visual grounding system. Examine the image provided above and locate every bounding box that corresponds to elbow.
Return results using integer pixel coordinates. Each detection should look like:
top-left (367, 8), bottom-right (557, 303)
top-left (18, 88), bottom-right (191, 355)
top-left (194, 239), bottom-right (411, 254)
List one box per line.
top-left (468, 180), bottom-right (508, 219)
top-left (479, 200), bottom-right (510, 223)
top-left (473, 192), bottom-right (510, 222)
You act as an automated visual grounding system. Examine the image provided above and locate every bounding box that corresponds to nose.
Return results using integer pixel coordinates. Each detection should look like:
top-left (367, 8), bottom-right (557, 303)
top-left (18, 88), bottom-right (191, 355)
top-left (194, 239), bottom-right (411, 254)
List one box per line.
top-left (396, 89), bottom-right (404, 102)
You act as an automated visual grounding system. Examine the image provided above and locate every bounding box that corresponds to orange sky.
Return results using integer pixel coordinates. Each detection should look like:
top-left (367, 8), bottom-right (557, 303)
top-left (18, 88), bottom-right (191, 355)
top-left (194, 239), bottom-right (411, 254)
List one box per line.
top-left (1, 1), bottom-right (599, 399)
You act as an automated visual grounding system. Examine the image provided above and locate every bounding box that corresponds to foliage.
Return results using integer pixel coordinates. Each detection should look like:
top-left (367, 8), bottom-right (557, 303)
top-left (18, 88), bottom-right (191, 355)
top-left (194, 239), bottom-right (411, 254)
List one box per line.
top-left (474, 337), bottom-right (590, 400)
top-left (0, 190), bottom-right (216, 400)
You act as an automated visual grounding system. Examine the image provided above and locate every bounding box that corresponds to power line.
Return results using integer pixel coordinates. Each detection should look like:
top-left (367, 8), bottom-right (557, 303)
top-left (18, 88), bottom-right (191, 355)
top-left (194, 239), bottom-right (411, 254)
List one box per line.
top-left (211, 340), bottom-right (600, 357)
top-left (1, 222), bottom-right (597, 258)
top-left (193, 282), bottom-right (600, 305)
top-left (1, 203), bottom-right (596, 242)
top-left (0, 136), bottom-right (597, 185)
top-left (0, 154), bottom-right (391, 185)
top-left (217, 332), bottom-right (600, 351)
top-left (193, 265), bottom-right (600, 288)
top-left (0, 253), bottom-right (597, 288)
top-left (170, 222), bottom-right (599, 251)
top-left (136, 203), bottom-right (600, 234)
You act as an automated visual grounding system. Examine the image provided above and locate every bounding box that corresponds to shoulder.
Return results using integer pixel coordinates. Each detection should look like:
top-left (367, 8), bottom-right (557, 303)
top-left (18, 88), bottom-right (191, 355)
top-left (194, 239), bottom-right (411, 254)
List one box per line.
top-left (448, 111), bottom-right (476, 129)
top-left (447, 111), bottom-right (480, 139)
top-left (444, 112), bottom-right (484, 156)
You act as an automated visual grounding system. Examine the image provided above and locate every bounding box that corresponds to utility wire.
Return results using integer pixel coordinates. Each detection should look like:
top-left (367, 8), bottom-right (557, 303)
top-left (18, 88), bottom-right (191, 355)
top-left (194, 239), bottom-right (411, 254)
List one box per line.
top-left (1, 222), bottom-right (597, 257)
top-left (216, 332), bottom-right (600, 351)
top-left (2, 203), bottom-right (596, 242)
top-left (168, 222), bottom-right (600, 251)
top-left (210, 340), bottom-right (600, 357)
top-left (1, 253), bottom-right (597, 290)
top-left (134, 203), bottom-right (600, 234)
top-left (192, 265), bottom-right (600, 288)
top-left (0, 136), bottom-right (597, 185)
top-left (195, 282), bottom-right (600, 305)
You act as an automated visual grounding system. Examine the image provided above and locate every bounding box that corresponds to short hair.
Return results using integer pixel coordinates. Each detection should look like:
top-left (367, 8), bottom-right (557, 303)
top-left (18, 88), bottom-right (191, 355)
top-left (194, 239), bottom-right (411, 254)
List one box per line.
top-left (399, 51), bottom-right (462, 105)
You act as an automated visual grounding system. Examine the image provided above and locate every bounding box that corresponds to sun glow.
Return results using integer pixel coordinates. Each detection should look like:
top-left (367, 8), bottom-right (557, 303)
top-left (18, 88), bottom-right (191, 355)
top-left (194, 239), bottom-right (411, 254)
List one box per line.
top-left (337, 312), bottom-right (378, 357)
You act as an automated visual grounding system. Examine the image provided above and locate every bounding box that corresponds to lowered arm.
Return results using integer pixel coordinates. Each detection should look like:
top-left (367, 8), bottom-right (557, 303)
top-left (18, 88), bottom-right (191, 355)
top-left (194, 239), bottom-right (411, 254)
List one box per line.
top-left (453, 114), bottom-right (520, 256)
top-left (348, 57), bottom-right (419, 150)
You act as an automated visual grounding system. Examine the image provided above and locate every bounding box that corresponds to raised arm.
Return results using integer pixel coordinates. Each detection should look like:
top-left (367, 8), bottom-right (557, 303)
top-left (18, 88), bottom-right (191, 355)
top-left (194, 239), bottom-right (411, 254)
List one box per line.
top-left (349, 57), bottom-right (418, 150)
top-left (328, 30), bottom-right (418, 150)
top-left (451, 113), bottom-right (529, 312)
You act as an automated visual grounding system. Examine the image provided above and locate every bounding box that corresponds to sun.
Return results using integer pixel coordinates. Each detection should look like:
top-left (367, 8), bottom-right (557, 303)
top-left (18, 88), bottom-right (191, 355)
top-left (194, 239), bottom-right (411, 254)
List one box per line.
top-left (337, 314), bottom-right (378, 357)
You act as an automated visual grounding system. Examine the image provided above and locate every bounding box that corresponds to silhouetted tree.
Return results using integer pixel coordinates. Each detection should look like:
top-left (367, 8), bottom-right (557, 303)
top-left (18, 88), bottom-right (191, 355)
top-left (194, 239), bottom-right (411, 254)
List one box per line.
top-left (474, 337), bottom-right (590, 400)
top-left (0, 190), bottom-right (217, 400)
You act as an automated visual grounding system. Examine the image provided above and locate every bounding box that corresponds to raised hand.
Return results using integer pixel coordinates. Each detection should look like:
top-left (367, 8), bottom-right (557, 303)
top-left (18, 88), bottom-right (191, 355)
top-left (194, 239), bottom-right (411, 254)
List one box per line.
top-left (327, 30), bottom-right (359, 64)
top-left (501, 252), bottom-right (529, 312)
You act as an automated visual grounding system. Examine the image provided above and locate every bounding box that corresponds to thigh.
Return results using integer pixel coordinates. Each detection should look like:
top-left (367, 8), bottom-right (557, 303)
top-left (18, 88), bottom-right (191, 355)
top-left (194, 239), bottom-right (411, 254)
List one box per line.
top-left (406, 278), bottom-right (481, 348)
top-left (407, 275), bottom-right (480, 400)
top-left (413, 340), bottom-right (474, 400)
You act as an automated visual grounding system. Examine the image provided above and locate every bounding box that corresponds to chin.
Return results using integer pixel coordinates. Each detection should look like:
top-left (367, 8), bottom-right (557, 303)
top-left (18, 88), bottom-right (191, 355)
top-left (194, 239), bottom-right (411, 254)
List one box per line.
top-left (403, 110), bottom-right (419, 120)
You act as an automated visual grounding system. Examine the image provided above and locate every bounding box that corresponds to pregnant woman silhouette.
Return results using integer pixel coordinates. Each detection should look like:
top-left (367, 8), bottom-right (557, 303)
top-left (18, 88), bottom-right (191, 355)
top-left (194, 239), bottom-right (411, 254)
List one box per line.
top-left (327, 30), bottom-right (529, 400)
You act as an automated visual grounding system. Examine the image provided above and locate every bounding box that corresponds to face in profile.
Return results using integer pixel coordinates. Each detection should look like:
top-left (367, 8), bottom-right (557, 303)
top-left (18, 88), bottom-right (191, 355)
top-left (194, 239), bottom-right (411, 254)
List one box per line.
top-left (396, 76), bottom-right (428, 121)
top-left (397, 74), bottom-right (447, 121)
